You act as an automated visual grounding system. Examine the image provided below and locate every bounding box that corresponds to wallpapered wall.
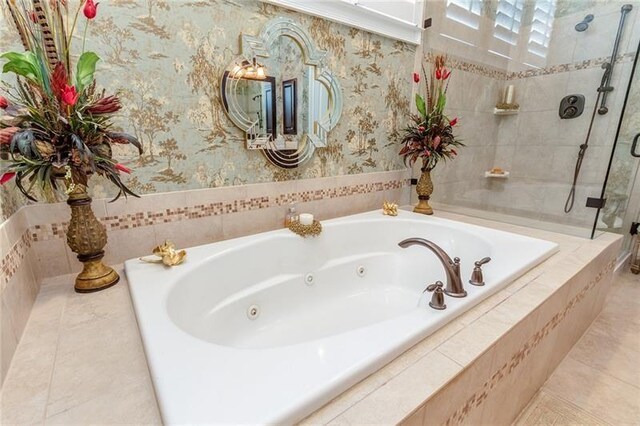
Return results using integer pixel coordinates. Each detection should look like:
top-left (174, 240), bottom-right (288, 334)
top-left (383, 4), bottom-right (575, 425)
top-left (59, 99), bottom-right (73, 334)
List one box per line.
top-left (0, 0), bottom-right (415, 220)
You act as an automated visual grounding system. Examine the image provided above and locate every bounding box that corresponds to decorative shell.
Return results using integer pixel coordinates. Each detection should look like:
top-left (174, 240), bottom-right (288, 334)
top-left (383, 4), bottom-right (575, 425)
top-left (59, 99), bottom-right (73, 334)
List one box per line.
top-left (141, 240), bottom-right (187, 266)
top-left (382, 201), bottom-right (398, 216)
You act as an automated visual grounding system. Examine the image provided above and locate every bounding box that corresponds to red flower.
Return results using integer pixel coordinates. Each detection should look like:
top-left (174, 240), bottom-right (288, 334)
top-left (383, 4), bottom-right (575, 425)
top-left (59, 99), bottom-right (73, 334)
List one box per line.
top-left (51, 62), bottom-right (68, 103)
top-left (418, 126), bottom-right (425, 132)
top-left (29, 10), bottom-right (38, 23)
top-left (83, 0), bottom-right (99, 19)
top-left (451, 149), bottom-right (457, 156)
top-left (0, 96), bottom-right (7, 109)
top-left (442, 69), bottom-right (451, 80)
top-left (61, 85), bottom-right (79, 106)
top-left (0, 172), bottom-right (16, 185)
top-left (86, 96), bottom-right (121, 114)
top-left (449, 117), bottom-right (458, 127)
top-left (435, 68), bottom-right (442, 80)
top-left (114, 163), bottom-right (132, 174)
top-left (413, 72), bottom-right (420, 83)
top-left (424, 150), bottom-right (431, 157)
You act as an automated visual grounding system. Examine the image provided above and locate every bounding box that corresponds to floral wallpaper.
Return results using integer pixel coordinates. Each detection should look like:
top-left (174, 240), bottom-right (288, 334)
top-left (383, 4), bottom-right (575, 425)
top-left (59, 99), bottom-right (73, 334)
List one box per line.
top-left (0, 0), bottom-right (414, 215)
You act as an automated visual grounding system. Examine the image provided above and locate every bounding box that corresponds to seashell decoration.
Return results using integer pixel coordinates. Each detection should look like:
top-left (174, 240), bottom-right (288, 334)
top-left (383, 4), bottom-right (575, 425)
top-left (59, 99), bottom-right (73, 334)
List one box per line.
top-left (382, 201), bottom-right (398, 216)
top-left (140, 240), bottom-right (187, 267)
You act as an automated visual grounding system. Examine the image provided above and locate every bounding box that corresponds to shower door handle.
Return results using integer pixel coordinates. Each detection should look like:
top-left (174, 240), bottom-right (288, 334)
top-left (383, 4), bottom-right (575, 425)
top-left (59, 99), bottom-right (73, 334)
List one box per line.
top-left (632, 133), bottom-right (640, 158)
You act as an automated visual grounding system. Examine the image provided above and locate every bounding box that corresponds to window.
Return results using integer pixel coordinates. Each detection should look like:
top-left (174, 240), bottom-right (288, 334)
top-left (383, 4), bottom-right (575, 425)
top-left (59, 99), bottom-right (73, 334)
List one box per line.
top-left (528, 0), bottom-right (556, 58)
top-left (445, 0), bottom-right (482, 29)
top-left (493, 0), bottom-right (525, 45)
top-left (261, 0), bottom-right (424, 45)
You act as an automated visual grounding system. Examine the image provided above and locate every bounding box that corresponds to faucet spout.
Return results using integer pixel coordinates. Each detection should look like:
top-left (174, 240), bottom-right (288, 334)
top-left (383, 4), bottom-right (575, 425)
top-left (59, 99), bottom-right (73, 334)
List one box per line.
top-left (398, 237), bottom-right (467, 297)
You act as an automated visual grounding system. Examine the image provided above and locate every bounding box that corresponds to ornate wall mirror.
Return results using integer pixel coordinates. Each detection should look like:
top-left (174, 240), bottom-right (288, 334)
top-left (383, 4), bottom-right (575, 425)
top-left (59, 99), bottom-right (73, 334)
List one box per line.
top-left (221, 17), bottom-right (343, 169)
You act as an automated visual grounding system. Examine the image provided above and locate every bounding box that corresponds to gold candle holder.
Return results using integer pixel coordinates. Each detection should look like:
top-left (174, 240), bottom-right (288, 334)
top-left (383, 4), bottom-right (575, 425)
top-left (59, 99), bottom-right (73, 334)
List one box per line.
top-left (287, 219), bottom-right (322, 238)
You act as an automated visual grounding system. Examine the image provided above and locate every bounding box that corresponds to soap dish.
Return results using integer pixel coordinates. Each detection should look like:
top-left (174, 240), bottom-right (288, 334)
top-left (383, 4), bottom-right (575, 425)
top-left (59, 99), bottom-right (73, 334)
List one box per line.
top-left (485, 171), bottom-right (510, 178)
top-left (493, 108), bottom-right (519, 115)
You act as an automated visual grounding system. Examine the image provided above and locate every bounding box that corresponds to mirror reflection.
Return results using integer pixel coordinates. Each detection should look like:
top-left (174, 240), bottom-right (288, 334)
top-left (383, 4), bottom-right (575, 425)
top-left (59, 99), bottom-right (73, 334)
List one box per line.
top-left (222, 71), bottom-right (276, 142)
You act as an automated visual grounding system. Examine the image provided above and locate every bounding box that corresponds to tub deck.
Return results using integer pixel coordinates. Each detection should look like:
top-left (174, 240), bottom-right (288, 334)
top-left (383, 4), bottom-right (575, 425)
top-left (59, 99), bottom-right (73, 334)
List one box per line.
top-left (0, 210), bottom-right (621, 425)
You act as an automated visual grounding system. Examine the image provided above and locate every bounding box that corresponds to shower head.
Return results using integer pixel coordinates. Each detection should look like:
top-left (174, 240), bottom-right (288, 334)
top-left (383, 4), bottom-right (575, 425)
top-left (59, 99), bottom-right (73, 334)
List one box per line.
top-left (575, 14), bottom-right (594, 32)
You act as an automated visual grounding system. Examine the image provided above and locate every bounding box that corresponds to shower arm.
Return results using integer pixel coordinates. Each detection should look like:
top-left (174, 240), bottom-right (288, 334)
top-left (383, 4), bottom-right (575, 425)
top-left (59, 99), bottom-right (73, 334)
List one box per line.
top-left (598, 4), bottom-right (633, 115)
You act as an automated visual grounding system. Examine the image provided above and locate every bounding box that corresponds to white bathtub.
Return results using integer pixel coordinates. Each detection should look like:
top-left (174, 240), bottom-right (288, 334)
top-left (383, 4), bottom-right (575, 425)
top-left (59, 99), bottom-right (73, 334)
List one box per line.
top-left (125, 210), bottom-right (558, 424)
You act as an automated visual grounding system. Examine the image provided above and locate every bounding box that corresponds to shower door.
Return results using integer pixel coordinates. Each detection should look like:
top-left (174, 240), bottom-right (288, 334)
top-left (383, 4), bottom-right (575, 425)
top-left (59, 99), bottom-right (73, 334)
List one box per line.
top-left (594, 40), bottom-right (640, 257)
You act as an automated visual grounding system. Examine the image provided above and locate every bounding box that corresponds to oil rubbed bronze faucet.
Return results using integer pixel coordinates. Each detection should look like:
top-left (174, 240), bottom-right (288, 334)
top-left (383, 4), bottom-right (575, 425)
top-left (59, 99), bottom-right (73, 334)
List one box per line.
top-left (398, 238), bottom-right (467, 297)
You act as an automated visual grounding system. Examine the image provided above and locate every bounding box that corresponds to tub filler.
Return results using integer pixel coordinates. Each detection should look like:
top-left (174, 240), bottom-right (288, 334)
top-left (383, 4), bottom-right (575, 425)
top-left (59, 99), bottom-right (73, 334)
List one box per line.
top-left (125, 210), bottom-right (558, 424)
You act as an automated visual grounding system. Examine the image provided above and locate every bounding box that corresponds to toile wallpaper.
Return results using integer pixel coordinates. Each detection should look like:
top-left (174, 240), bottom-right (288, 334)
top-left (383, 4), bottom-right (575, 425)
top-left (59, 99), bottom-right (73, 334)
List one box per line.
top-left (0, 0), bottom-right (414, 219)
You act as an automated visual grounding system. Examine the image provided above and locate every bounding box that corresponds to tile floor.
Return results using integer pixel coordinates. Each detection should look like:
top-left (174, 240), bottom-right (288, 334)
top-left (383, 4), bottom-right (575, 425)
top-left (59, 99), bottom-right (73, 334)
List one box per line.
top-left (515, 271), bottom-right (640, 426)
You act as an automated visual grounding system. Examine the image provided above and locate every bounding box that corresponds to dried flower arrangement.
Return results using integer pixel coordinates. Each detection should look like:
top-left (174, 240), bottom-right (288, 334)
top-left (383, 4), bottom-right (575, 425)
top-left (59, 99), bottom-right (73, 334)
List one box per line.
top-left (399, 54), bottom-right (464, 172)
top-left (0, 0), bottom-right (142, 201)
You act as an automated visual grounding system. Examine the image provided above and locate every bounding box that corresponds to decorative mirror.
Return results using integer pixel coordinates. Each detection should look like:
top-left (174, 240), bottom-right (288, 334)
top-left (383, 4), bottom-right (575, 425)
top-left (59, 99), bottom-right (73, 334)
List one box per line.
top-left (221, 17), bottom-right (343, 169)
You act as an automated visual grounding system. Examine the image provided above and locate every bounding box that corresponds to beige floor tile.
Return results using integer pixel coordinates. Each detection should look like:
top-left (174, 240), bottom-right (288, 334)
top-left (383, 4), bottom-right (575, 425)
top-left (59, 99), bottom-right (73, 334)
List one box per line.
top-left (515, 391), bottom-right (609, 426)
top-left (543, 357), bottom-right (640, 425)
top-left (568, 322), bottom-right (640, 388)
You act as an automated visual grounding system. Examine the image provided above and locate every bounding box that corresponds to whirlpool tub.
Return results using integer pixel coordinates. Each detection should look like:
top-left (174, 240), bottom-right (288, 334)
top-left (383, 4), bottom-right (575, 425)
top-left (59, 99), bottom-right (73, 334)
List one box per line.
top-left (125, 209), bottom-right (558, 424)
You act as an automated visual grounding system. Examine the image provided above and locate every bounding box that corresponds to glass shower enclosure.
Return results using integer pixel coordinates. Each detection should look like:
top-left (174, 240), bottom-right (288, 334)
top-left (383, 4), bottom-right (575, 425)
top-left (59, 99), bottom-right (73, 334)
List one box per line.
top-left (595, 39), bottom-right (640, 262)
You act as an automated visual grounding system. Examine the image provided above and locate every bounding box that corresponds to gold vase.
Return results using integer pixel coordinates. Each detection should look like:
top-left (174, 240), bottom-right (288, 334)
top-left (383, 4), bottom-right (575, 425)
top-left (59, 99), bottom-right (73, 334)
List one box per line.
top-left (66, 185), bottom-right (119, 293)
top-left (414, 168), bottom-right (434, 215)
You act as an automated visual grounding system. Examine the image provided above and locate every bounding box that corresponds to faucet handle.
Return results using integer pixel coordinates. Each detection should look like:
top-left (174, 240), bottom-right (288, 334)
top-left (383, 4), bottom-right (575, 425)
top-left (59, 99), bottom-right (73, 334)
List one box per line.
top-left (424, 281), bottom-right (446, 310)
top-left (424, 281), bottom-right (443, 292)
top-left (475, 257), bottom-right (491, 267)
top-left (469, 257), bottom-right (492, 286)
top-left (452, 257), bottom-right (461, 275)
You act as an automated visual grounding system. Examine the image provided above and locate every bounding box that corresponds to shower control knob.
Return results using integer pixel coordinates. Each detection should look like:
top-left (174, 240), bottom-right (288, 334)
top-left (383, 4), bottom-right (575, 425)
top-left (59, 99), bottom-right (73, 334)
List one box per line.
top-left (424, 281), bottom-right (446, 310)
top-left (559, 94), bottom-right (585, 119)
top-left (469, 257), bottom-right (492, 286)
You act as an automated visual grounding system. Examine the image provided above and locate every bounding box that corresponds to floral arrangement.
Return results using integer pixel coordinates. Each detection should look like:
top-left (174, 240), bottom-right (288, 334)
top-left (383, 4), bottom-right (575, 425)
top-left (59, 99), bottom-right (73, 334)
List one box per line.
top-left (399, 54), bottom-right (463, 171)
top-left (0, 0), bottom-right (141, 201)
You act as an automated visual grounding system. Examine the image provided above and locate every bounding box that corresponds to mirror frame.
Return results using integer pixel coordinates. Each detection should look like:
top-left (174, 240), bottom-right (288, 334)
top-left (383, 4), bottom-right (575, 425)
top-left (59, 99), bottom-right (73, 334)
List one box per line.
top-left (221, 17), bottom-right (343, 168)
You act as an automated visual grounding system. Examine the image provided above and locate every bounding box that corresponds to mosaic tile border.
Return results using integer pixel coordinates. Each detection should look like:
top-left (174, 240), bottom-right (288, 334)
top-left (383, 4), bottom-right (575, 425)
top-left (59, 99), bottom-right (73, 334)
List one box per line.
top-left (425, 52), bottom-right (507, 80)
top-left (505, 52), bottom-right (635, 80)
top-left (30, 179), bottom-right (408, 242)
top-left (442, 259), bottom-right (615, 425)
top-left (0, 178), bottom-right (409, 282)
top-left (426, 51), bottom-right (635, 81)
top-left (1, 230), bottom-right (33, 285)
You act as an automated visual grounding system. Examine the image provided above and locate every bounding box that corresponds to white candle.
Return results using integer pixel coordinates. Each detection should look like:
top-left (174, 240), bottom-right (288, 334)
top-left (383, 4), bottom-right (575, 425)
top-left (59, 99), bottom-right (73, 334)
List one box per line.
top-left (299, 213), bottom-right (314, 226)
top-left (504, 85), bottom-right (515, 104)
